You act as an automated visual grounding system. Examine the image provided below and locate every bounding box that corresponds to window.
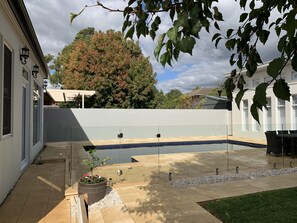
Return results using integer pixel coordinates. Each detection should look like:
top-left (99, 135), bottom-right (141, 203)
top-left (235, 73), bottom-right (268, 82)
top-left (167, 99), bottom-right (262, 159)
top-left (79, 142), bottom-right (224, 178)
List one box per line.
top-left (291, 71), bottom-right (297, 81)
top-left (264, 97), bottom-right (272, 131)
top-left (252, 79), bottom-right (260, 88)
top-left (292, 95), bottom-right (297, 129)
top-left (3, 45), bottom-right (12, 136)
top-left (277, 99), bottom-right (286, 130)
top-left (242, 100), bottom-right (249, 131)
top-left (33, 82), bottom-right (41, 145)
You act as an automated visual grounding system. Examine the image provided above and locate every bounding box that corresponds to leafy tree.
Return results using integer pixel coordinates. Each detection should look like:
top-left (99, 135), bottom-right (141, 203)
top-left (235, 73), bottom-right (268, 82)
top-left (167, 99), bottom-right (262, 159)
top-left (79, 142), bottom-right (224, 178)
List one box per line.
top-left (74, 27), bottom-right (95, 42)
top-left (44, 54), bottom-right (54, 64)
top-left (58, 29), bottom-right (160, 108)
top-left (159, 89), bottom-right (192, 109)
top-left (71, 0), bottom-right (297, 122)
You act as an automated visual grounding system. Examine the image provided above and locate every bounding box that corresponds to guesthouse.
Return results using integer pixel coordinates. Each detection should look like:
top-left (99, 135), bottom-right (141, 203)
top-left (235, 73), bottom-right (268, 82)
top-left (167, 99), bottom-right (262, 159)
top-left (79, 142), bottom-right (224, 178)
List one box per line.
top-left (0, 1), bottom-right (48, 204)
top-left (230, 61), bottom-right (297, 139)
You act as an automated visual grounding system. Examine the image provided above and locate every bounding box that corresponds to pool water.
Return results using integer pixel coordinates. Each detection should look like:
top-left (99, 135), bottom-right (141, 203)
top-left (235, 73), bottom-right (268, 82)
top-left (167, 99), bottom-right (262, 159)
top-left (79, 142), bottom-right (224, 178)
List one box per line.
top-left (84, 141), bottom-right (265, 164)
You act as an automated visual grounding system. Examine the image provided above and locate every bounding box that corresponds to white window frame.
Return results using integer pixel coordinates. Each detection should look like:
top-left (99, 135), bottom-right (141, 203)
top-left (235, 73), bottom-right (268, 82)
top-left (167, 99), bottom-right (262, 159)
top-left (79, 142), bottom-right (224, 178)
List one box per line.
top-left (292, 95), bottom-right (297, 130)
top-left (33, 81), bottom-right (42, 145)
top-left (2, 41), bottom-right (14, 139)
top-left (277, 99), bottom-right (286, 130)
top-left (242, 99), bottom-right (249, 131)
top-left (263, 97), bottom-right (272, 131)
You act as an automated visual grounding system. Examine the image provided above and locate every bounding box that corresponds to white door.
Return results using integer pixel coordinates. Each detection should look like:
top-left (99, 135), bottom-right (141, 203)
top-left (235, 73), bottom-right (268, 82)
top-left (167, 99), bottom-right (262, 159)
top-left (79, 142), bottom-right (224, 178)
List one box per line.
top-left (21, 69), bottom-right (30, 170)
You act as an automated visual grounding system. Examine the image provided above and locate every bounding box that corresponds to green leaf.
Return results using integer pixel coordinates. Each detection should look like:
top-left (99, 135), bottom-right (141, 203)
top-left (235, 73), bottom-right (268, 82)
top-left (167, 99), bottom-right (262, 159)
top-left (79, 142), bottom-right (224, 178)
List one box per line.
top-left (292, 55), bottom-right (297, 72)
top-left (191, 21), bottom-right (202, 37)
top-left (158, 33), bottom-right (166, 46)
top-left (267, 58), bottom-right (285, 79)
top-left (212, 33), bottom-right (221, 42)
top-left (173, 48), bottom-right (180, 61)
top-left (154, 16), bottom-right (161, 25)
top-left (240, 0), bottom-right (247, 9)
top-left (226, 29), bottom-right (233, 38)
top-left (225, 39), bottom-right (236, 50)
top-left (154, 44), bottom-right (163, 60)
top-left (254, 83), bottom-right (268, 107)
top-left (125, 26), bottom-right (135, 39)
top-left (239, 13), bottom-right (248, 22)
top-left (177, 37), bottom-right (196, 55)
top-left (214, 21), bottom-right (220, 30)
top-left (214, 37), bottom-right (222, 48)
top-left (259, 30), bottom-right (270, 44)
top-left (275, 26), bottom-right (281, 37)
top-left (249, 0), bottom-right (255, 9)
top-left (237, 75), bottom-right (246, 90)
top-left (170, 8), bottom-right (175, 21)
top-left (229, 54), bottom-right (235, 66)
top-left (237, 53), bottom-right (243, 69)
top-left (128, 0), bottom-right (136, 6)
top-left (160, 52), bottom-right (169, 67)
top-left (176, 12), bottom-right (189, 28)
top-left (150, 30), bottom-right (156, 40)
top-left (123, 7), bottom-right (133, 17)
top-left (231, 69), bottom-right (237, 77)
top-left (213, 6), bottom-right (223, 21)
top-left (235, 89), bottom-right (248, 109)
top-left (122, 22), bottom-right (128, 33)
top-left (70, 8), bottom-right (85, 25)
top-left (273, 79), bottom-right (291, 101)
top-left (224, 77), bottom-right (235, 100)
top-left (284, 10), bottom-right (296, 40)
top-left (277, 35), bottom-right (287, 52)
top-left (167, 27), bottom-right (178, 43)
top-left (166, 40), bottom-right (173, 57)
top-left (250, 103), bottom-right (260, 124)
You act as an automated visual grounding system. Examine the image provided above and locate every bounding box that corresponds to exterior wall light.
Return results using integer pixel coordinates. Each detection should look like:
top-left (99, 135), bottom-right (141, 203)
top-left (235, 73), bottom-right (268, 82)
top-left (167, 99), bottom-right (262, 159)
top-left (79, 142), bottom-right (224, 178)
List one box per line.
top-left (32, 65), bottom-right (39, 78)
top-left (43, 80), bottom-right (48, 90)
top-left (20, 46), bottom-right (29, 64)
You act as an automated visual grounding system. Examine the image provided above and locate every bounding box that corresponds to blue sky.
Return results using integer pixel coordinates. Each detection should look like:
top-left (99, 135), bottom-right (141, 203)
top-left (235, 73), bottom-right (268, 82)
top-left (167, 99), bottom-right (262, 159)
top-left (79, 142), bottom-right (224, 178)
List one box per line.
top-left (24, 0), bottom-right (278, 93)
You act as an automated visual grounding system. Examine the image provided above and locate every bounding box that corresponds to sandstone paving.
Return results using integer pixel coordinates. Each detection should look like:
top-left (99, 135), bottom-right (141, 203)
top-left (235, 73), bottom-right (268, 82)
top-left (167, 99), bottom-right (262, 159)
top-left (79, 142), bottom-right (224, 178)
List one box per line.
top-left (1, 136), bottom-right (297, 222)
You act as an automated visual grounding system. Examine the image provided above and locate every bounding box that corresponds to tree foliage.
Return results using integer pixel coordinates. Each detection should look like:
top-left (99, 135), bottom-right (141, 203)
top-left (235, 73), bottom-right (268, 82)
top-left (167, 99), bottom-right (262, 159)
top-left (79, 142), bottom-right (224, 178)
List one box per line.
top-left (158, 89), bottom-right (193, 109)
top-left (57, 29), bottom-right (159, 108)
top-left (71, 0), bottom-right (297, 122)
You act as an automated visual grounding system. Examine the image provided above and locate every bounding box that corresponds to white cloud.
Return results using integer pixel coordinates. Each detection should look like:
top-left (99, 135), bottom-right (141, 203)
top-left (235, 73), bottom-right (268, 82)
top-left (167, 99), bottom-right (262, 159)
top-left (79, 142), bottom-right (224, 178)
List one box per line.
top-left (24, 0), bottom-right (280, 93)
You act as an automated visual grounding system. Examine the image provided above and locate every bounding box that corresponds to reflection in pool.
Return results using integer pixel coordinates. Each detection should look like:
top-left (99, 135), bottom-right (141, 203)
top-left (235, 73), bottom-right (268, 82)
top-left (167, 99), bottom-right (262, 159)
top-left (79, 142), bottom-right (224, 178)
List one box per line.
top-left (84, 140), bottom-right (265, 164)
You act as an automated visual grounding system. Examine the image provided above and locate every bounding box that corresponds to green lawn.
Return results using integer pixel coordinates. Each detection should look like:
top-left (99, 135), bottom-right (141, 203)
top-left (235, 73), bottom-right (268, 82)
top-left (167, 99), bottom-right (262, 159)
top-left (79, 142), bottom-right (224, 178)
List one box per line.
top-left (200, 187), bottom-right (297, 223)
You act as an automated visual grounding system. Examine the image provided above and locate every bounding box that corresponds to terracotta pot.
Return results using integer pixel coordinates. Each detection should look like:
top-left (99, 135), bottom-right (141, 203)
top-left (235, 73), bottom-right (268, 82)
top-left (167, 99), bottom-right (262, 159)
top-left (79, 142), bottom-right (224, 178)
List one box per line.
top-left (78, 177), bottom-right (107, 205)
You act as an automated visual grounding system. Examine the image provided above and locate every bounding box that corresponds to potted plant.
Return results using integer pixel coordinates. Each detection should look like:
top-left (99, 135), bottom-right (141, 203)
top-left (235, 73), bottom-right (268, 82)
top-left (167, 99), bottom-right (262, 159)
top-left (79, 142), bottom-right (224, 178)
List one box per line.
top-left (78, 149), bottom-right (110, 205)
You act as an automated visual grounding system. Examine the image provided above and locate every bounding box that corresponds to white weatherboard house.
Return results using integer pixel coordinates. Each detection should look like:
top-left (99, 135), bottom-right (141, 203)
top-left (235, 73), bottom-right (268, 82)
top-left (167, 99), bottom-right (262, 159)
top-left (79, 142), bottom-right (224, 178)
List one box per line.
top-left (231, 61), bottom-right (297, 140)
top-left (0, 1), bottom-right (48, 204)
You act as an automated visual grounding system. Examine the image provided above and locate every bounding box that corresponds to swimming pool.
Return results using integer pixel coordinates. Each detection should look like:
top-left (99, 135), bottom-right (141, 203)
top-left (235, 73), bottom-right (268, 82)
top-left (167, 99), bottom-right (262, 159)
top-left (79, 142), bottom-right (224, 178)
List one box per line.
top-left (84, 140), bottom-right (265, 164)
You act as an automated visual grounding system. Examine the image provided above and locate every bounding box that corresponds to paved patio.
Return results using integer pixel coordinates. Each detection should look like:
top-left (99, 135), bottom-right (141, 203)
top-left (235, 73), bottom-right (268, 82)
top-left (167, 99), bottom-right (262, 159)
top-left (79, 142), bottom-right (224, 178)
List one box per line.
top-left (1, 136), bottom-right (297, 222)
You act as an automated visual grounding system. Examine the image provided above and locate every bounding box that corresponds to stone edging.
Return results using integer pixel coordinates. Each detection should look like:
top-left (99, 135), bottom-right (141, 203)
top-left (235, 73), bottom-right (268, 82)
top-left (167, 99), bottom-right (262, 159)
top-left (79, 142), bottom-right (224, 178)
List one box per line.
top-left (170, 167), bottom-right (297, 188)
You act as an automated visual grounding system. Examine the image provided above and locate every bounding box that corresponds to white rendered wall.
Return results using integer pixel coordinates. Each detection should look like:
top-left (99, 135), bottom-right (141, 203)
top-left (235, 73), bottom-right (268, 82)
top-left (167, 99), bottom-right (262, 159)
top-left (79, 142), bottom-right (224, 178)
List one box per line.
top-left (0, 3), bottom-right (45, 204)
top-left (44, 108), bottom-right (229, 142)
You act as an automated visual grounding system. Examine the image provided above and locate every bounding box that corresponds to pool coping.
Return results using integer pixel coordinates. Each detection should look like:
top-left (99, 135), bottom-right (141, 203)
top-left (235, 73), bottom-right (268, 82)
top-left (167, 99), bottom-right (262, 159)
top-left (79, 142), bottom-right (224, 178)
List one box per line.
top-left (83, 139), bottom-right (266, 151)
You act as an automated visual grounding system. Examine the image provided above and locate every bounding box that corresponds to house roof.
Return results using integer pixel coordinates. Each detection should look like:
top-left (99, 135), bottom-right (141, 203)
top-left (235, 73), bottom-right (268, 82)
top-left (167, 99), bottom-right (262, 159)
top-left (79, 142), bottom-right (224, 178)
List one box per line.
top-left (203, 95), bottom-right (230, 102)
top-left (46, 89), bottom-right (96, 102)
top-left (223, 60), bottom-right (293, 78)
top-left (7, 0), bottom-right (49, 77)
top-left (186, 88), bottom-right (214, 97)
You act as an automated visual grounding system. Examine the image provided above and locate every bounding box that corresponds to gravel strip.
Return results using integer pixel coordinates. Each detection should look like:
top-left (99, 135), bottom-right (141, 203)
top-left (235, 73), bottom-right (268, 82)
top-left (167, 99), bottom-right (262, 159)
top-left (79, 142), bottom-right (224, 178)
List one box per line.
top-left (170, 167), bottom-right (297, 188)
top-left (88, 187), bottom-right (122, 212)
